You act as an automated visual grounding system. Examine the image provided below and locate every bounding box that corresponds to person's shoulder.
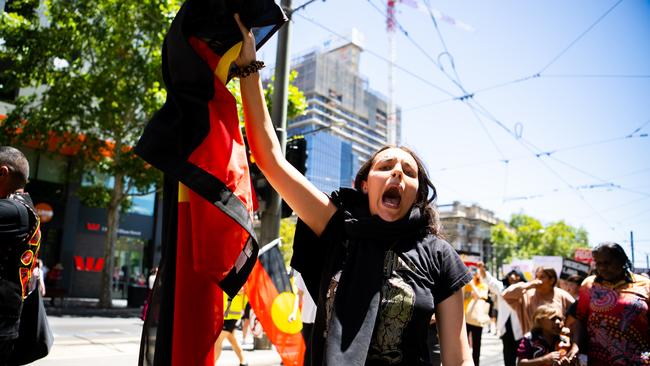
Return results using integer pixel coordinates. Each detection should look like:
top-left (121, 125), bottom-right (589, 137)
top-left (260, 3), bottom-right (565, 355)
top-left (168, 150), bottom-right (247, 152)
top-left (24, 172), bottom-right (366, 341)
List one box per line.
top-left (419, 235), bottom-right (454, 251)
top-left (0, 197), bottom-right (28, 218)
top-left (632, 273), bottom-right (650, 283)
top-left (521, 331), bottom-right (534, 341)
top-left (555, 287), bottom-right (574, 301)
top-left (631, 273), bottom-right (650, 289)
top-left (581, 275), bottom-right (597, 288)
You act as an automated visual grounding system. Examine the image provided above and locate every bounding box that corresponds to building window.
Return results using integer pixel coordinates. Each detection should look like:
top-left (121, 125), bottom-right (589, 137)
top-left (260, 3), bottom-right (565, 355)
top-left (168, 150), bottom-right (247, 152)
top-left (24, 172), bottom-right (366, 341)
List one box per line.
top-left (36, 153), bottom-right (68, 184)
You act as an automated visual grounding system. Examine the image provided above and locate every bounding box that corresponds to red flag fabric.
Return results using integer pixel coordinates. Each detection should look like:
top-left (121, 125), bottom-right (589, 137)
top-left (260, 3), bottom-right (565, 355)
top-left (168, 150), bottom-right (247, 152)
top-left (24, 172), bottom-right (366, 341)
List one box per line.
top-left (172, 184), bottom-right (223, 366)
top-left (247, 243), bottom-right (306, 366)
top-left (135, 1), bottom-right (287, 365)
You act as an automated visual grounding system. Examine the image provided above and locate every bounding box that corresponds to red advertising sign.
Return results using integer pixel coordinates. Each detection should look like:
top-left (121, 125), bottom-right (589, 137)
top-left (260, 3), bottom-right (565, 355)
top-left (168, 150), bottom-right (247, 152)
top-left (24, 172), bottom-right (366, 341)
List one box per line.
top-left (574, 248), bottom-right (593, 264)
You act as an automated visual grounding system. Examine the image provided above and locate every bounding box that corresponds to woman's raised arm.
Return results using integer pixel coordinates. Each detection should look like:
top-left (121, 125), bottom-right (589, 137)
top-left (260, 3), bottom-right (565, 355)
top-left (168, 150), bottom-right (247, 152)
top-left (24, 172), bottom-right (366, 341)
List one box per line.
top-left (235, 14), bottom-right (336, 237)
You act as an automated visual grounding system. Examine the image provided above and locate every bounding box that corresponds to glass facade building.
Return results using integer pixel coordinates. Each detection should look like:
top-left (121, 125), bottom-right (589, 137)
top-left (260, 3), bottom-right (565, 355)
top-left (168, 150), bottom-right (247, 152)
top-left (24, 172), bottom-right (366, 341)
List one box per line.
top-left (286, 40), bottom-right (401, 192)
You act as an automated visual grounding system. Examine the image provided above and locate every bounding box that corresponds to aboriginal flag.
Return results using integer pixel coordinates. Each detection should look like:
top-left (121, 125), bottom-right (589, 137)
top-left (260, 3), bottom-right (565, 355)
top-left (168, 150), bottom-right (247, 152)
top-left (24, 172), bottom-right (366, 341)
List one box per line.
top-left (134, 1), bottom-right (286, 365)
top-left (247, 242), bottom-right (306, 366)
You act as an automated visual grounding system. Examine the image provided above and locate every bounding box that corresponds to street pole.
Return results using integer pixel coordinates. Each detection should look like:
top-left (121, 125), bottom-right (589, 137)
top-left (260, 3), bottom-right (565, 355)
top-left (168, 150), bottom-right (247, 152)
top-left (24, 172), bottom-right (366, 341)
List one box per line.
top-left (630, 231), bottom-right (635, 268)
top-left (260, 0), bottom-right (292, 248)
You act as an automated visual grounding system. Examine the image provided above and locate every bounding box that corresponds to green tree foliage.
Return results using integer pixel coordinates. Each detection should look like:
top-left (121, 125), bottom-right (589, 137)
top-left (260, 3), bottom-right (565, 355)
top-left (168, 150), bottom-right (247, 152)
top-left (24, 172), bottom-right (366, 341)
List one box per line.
top-left (264, 70), bottom-right (308, 119)
top-left (1, 0), bottom-right (306, 307)
top-left (226, 69), bottom-right (307, 124)
top-left (0, 0), bottom-right (179, 307)
top-left (491, 213), bottom-right (589, 267)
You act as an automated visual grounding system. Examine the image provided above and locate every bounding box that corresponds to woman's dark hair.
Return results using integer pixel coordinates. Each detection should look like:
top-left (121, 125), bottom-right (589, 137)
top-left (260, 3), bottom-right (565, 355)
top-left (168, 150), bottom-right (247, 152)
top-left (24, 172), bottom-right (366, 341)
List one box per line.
top-left (353, 145), bottom-right (441, 236)
top-left (502, 269), bottom-right (527, 288)
top-left (592, 242), bottom-right (634, 272)
top-left (535, 266), bottom-right (558, 287)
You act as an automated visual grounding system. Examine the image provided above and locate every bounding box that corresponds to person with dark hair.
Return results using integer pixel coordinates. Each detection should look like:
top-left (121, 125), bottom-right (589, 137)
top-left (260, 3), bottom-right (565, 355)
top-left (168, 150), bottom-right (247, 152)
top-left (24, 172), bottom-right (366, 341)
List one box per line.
top-left (574, 242), bottom-right (650, 366)
top-left (234, 15), bottom-right (473, 366)
top-left (0, 146), bottom-right (42, 364)
top-left (502, 267), bottom-right (574, 336)
top-left (516, 305), bottom-right (574, 366)
top-left (480, 263), bottom-right (527, 366)
top-left (561, 274), bottom-right (585, 337)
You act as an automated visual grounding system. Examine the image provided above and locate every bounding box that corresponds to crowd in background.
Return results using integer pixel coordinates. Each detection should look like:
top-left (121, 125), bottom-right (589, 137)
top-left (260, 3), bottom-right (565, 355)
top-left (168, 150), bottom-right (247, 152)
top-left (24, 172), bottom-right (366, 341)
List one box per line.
top-left (209, 242), bottom-right (649, 366)
top-left (458, 242), bottom-right (649, 366)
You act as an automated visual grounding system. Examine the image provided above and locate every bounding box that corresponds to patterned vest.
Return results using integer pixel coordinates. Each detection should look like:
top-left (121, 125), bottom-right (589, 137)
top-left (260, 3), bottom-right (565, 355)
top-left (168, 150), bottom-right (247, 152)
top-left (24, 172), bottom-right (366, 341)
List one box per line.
top-left (3, 193), bottom-right (42, 300)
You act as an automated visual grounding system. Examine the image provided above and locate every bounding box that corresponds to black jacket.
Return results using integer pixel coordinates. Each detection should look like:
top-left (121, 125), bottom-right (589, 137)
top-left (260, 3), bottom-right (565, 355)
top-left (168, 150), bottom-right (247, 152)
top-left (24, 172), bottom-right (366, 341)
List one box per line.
top-left (0, 193), bottom-right (38, 340)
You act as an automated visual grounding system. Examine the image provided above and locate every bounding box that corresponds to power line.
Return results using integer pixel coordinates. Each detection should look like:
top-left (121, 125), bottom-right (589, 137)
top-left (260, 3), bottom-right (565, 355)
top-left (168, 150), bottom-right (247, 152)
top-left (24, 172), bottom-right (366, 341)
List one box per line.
top-left (538, 0), bottom-right (624, 74)
top-left (460, 98), bottom-right (618, 229)
top-left (365, 0), bottom-right (441, 69)
top-left (542, 73), bottom-right (650, 79)
top-left (627, 119), bottom-right (650, 137)
top-left (420, 0), bottom-right (465, 89)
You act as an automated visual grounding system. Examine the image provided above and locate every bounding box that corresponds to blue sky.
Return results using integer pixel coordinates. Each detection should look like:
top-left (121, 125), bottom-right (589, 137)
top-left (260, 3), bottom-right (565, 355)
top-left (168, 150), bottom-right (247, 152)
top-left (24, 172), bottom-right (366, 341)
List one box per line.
top-left (258, 0), bottom-right (650, 267)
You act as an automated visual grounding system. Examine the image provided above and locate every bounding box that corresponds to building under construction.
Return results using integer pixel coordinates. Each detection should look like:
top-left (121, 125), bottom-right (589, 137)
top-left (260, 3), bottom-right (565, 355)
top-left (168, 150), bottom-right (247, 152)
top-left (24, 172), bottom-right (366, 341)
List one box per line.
top-left (287, 34), bottom-right (402, 193)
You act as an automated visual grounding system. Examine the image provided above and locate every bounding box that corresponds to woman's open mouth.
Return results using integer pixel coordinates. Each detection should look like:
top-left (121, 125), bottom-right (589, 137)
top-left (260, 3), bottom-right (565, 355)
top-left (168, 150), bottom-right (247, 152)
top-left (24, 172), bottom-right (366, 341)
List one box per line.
top-left (381, 186), bottom-right (402, 209)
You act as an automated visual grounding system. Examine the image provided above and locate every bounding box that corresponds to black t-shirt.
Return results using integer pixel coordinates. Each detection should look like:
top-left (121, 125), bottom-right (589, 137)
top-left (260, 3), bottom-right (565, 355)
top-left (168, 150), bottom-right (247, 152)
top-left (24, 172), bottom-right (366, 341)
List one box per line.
top-left (0, 197), bottom-right (32, 340)
top-left (292, 195), bottom-right (471, 366)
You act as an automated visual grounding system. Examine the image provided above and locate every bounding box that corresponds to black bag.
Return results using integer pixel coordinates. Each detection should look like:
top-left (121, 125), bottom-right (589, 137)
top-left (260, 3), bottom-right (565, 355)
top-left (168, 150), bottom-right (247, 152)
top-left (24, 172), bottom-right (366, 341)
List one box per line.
top-left (8, 291), bottom-right (53, 365)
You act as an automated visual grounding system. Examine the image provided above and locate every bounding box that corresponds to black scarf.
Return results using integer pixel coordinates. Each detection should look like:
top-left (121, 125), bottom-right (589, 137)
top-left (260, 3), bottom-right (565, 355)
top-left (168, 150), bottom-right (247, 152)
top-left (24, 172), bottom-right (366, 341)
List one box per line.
top-left (323, 188), bottom-right (428, 365)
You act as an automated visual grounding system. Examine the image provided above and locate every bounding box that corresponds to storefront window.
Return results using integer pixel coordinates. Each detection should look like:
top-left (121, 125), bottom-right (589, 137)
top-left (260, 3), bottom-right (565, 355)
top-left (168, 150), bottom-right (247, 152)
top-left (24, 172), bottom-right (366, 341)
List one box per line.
top-left (37, 153), bottom-right (68, 183)
top-left (111, 236), bottom-right (146, 299)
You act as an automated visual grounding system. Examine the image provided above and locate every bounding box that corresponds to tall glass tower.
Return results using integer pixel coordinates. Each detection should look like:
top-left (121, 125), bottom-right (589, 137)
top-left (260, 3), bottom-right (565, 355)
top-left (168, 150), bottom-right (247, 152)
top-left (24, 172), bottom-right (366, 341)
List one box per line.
top-left (287, 34), bottom-right (401, 192)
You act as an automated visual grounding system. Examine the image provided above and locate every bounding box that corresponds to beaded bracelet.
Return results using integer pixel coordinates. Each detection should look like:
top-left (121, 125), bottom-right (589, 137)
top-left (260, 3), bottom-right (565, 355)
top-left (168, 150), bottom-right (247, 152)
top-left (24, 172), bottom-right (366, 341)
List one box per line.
top-left (232, 60), bottom-right (265, 78)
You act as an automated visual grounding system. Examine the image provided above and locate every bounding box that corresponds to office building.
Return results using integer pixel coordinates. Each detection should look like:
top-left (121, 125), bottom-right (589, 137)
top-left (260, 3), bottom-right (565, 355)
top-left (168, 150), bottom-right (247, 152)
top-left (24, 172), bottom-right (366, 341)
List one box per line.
top-left (287, 32), bottom-right (402, 192)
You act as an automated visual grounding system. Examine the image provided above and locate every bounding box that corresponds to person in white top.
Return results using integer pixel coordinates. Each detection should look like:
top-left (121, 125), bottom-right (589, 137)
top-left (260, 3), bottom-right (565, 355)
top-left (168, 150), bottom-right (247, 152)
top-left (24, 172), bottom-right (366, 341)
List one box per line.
top-left (289, 271), bottom-right (316, 366)
top-left (477, 262), bottom-right (526, 366)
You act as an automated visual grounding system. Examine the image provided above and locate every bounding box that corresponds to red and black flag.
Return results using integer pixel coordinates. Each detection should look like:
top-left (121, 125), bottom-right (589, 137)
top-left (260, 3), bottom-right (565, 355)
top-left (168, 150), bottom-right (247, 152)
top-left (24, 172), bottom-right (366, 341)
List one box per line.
top-left (134, 1), bottom-right (286, 365)
top-left (247, 241), bottom-right (306, 366)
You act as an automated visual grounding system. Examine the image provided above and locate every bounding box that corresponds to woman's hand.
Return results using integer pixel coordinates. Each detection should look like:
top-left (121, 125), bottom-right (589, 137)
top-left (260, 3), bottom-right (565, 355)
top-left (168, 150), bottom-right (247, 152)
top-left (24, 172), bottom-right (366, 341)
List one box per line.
top-left (543, 351), bottom-right (562, 365)
top-left (233, 13), bottom-right (257, 67)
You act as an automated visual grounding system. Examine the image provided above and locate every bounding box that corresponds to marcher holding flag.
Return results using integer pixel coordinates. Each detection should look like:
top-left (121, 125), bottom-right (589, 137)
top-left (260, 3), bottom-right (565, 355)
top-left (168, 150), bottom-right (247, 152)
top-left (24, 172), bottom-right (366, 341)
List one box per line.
top-left (235, 14), bottom-right (473, 366)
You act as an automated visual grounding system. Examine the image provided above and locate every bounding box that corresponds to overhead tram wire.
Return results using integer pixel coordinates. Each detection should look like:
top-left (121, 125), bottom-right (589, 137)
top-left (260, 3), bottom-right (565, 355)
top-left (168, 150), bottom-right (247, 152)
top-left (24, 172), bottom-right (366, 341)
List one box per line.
top-left (457, 98), bottom-right (618, 229)
top-left (411, 0), bottom-right (633, 230)
top-left (365, 0), bottom-right (470, 94)
top-left (421, 0), bottom-right (465, 88)
top-left (299, 2), bottom-right (634, 231)
top-left (407, 0), bottom-right (633, 103)
top-left (293, 13), bottom-right (456, 98)
top-left (542, 74), bottom-right (650, 79)
top-left (627, 119), bottom-right (650, 137)
top-left (365, 0), bottom-right (443, 70)
top-left (537, 0), bottom-right (624, 74)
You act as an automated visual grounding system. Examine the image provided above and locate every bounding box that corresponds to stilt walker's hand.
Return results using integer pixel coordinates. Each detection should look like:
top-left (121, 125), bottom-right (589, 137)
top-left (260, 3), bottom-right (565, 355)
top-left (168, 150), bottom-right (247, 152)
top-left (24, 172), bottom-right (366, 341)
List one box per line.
top-left (234, 13), bottom-right (257, 67)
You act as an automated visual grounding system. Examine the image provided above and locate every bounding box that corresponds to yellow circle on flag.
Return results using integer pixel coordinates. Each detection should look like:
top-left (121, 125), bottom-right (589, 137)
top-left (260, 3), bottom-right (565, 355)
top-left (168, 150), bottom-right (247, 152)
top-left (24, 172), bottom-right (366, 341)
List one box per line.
top-left (271, 292), bottom-right (302, 334)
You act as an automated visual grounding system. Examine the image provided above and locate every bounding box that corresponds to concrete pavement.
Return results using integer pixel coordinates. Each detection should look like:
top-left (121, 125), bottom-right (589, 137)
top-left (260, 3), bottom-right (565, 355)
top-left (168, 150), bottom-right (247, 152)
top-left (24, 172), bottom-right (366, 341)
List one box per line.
top-left (34, 314), bottom-right (504, 365)
top-left (32, 315), bottom-right (283, 366)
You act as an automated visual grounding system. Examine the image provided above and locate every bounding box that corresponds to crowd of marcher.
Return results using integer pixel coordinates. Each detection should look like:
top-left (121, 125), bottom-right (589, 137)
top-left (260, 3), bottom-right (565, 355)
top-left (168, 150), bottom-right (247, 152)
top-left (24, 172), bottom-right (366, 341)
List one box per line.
top-left (456, 243), bottom-right (650, 366)
top-left (209, 241), bottom-right (650, 366)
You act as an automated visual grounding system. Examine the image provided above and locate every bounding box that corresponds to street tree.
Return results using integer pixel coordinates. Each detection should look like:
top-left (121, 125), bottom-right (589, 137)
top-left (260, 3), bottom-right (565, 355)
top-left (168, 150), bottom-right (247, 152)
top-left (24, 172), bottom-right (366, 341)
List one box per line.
top-left (0, 0), bottom-right (179, 307)
top-left (491, 213), bottom-right (589, 266)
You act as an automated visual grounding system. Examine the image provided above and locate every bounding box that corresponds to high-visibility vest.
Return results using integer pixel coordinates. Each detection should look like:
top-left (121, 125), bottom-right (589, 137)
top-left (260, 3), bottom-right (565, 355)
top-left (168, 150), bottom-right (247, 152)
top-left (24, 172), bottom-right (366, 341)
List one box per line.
top-left (223, 293), bottom-right (247, 320)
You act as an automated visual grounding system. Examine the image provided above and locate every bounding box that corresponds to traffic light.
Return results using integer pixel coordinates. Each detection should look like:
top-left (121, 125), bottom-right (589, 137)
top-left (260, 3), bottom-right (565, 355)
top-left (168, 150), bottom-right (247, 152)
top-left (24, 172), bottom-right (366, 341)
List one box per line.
top-left (282, 137), bottom-right (308, 217)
